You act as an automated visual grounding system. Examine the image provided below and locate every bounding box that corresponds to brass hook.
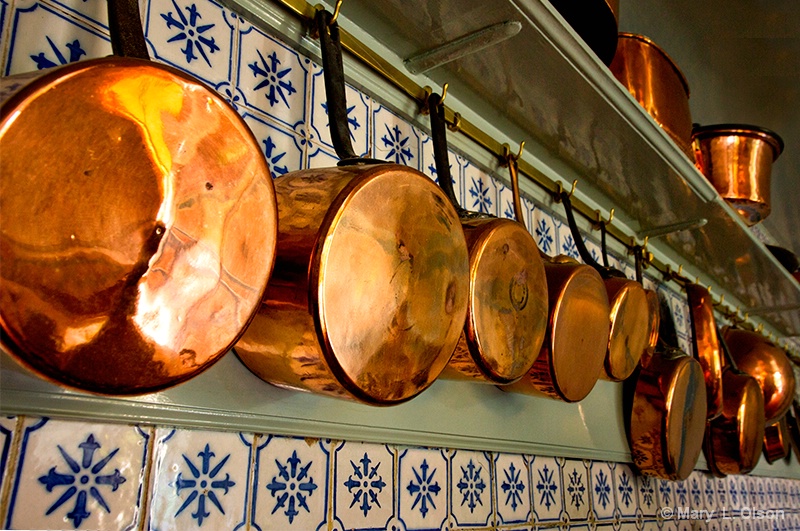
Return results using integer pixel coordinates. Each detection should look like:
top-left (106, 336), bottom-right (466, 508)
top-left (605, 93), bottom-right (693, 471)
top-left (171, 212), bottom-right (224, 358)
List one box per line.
top-left (503, 141), bottom-right (525, 165)
top-left (440, 83), bottom-right (448, 106)
top-left (420, 83), bottom-right (447, 115)
top-left (594, 208), bottom-right (614, 229)
top-left (554, 179), bottom-right (577, 201)
top-left (329, 0), bottom-right (343, 25)
top-left (448, 112), bottom-right (461, 132)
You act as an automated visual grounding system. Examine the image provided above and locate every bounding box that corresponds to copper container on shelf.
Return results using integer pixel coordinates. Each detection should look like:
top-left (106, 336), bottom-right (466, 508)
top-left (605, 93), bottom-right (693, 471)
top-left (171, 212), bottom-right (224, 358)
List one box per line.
top-left (609, 33), bottom-right (694, 159)
top-left (692, 124), bottom-right (784, 225)
top-left (548, 0), bottom-right (620, 65)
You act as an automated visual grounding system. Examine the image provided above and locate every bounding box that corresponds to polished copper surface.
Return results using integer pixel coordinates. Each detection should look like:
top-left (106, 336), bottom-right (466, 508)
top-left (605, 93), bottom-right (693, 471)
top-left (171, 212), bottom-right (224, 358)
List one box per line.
top-left (547, 0), bottom-right (619, 65)
top-left (704, 367), bottom-right (765, 476)
top-left (610, 33), bottom-right (693, 159)
top-left (601, 277), bottom-right (649, 381)
top-left (692, 124), bottom-right (784, 225)
top-left (724, 328), bottom-right (796, 424)
top-left (441, 218), bottom-right (548, 384)
top-left (685, 283), bottom-right (723, 420)
top-left (0, 57), bottom-right (277, 395)
top-left (763, 416), bottom-right (791, 464)
top-left (234, 164), bottom-right (469, 404)
top-left (630, 348), bottom-right (707, 480)
top-left (504, 258), bottom-right (609, 402)
top-left (640, 289), bottom-right (660, 370)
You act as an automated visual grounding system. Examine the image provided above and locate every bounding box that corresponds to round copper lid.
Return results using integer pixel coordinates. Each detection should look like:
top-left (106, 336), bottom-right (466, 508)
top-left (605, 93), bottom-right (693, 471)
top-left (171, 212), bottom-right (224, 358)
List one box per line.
top-left (313, 165), bottom-right (469, 403)
top-left (662, 355), bottom-right (707, 480)
top-left (0, 57), bottom-right (277, 395)
top-left (604, 278), bottom-right (649, 381)
top-left (465, 218), bottom-right (548, 383)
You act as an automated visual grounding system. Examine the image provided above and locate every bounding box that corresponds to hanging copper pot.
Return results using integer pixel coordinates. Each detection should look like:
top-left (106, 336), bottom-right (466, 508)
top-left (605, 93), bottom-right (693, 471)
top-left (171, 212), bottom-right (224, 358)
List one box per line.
top-left (685, 283), bottom-right (723, 420)
top-left (692, 124), bottom-right (784, 226)
top-left (427, 95), bottom-right (548, 385)
top-left (233, 9), bottom-right (469, 405)
top-left (640, 289), bottom-right (661, 370)
top-left (0, 0), bottom-right (278, 395)
top-left (763, 416), bottom-right (791, 464)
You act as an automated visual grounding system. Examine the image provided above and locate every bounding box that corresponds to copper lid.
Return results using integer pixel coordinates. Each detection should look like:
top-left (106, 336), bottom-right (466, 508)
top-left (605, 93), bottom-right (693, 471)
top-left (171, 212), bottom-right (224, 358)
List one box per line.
top-left (604, 278), bottom-right (649, 381)
top-left (0, 57), bottom-right (277, 394)
top-left (663, 355), bottom-right (707, 479)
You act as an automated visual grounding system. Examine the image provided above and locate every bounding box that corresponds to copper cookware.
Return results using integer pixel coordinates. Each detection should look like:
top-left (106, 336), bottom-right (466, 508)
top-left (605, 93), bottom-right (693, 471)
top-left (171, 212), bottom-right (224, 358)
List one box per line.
top-left (763, 416), bottom-right (791, 464)
top-left (428, 95), bottom-right (548, 385)
top-left (547, 0), bottom-right (619, 65)
top-left (610, 33), bottom-right (693, 159)
top-left (628, 293), bottom-right (707, 480)
top-left (233, 9), bottom-right (469, 405)
top-left (640, 289), bottom-right (661, 370)
top-left (692, 124), bottom-right (784, 225)
top-left (703, 329), bottom-right (765, 476)
top-left (0, 0), bottom-right (277, 394)
top-left (787, 404), bottom-right (800, 462)
top-left (685, 283), bottom-right (723, 420)
top-left (723, 327), bottom-right (796, 424)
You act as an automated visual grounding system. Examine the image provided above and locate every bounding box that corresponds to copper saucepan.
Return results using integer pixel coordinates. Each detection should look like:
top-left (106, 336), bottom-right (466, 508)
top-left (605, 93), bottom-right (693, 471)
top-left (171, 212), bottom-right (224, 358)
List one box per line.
top-left (684, 282), bottom-right (723, 420)
top-left (427, 94), bottom-right (548, 385)
top-left (763, 416), bottom-right (791, 464)
top-left (0, 0), bottom-right (278, 394)
top-left (233, 9), bottom-right (469, 405)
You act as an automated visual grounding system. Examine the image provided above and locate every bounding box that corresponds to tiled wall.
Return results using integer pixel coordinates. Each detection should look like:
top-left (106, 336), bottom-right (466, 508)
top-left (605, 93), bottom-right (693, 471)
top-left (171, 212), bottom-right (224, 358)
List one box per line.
top-left (2, 0), bottom-right (800, 529)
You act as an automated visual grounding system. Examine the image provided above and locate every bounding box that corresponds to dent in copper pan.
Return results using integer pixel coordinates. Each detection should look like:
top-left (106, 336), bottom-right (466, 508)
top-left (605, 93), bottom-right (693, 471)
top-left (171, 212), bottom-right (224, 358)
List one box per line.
top-left (504, 259), bottom-right (609, 402)
top-left (704, 369), bottom-right (765, 476)
top-left (602, 278), bottom-right (649, 381)
top-left (0, 57), bottom-right (277, 395)
top-left (724, 328), bottom-right (796, 424)
top-left (763, 416), bottom-right (791, 464)
top-left (441, 218), bottom-right (548, 384)
top-left (685, 284), bottom-right (723, 420)
top-left (234, 164), bottom-right (469, 405)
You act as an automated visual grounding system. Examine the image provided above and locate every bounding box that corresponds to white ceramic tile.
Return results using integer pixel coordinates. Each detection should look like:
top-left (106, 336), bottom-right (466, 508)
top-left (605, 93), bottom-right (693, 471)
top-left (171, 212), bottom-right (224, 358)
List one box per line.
top-left (638, 473), bottom-right (658, 518)
top-left (702, 473), bottom-right (718, 514)
top-left (0, 416), bottom-right (17, 491)
top-left (613, 463), bottom-right (638, 520)
top-left (589, 461), bottom-right (615, 521)
top-left (4, 417), bottom-right (149, 530)
top-left (531, 205), bottom-right (557, 256)
top-left (397, 447), bottom-right (448, 531)
top-left (332, 441), bottom-right (395, 531)
top-left (764, 478), bottom-right (775, 510)
top-left (657, 479), bottom-right (675, 515)
top-left (236, 22), bottom-right (308, 129)
top-left (241, 112), bottom-right (305, 177)
top-left (673, 478), bottom-right (690, 509)
top-left (251, 435), bottom-right (329, 531)
top-left (688, 472), bottom-right (705, 511)
top-left (146, 428), bottom-right (252, 530)
top-left (4, 0), bottom-right (111, 76)
top-left (309, 61), bottom-right (370, 159)
top-left (715, 477), bottom-right (728, 512)
top-left (729, 476), bottom-right (745, 513)
top-left (48, 0), bottom-right (110, 30)
top-left (463, 160), bottom-right (498, 217)
top-left (562, 459), bottom-right (590, 521)
top-left (529, 455), bottom-right (563, 524)
top-left (372, 106), bottom-right (421, 169)
top-left (494, 453), bottom-right (530, 526)
top-left (144, 0), bottom-right (234, 85)
top-left (419, 133), bottom-right (461, 199)
top-left (307, 142), bottom-right (340, 169)
top-left (554, 218), bottom-right (581, 261)
top-left (497, 183), bottom-right (517, 222)
top-left (752, 477), bottom-right (767, 510)
top-left (449, 449), bottom-right (492, 528)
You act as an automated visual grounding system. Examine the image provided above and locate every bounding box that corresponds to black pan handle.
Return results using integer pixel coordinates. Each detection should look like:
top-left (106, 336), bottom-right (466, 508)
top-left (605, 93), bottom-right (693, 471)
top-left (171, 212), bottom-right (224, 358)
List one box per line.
top-left (428, 92), bottom-right (468, 216)
top-left (109, 0), bottom-right (150, 60)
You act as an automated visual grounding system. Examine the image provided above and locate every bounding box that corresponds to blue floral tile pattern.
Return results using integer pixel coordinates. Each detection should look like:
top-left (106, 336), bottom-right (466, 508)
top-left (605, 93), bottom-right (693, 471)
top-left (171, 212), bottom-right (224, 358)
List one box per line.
top-left (419, 135), bottom-right (463, 202)
top-left (332, 441), bottom-right (394, 531)
top-left (563, 459), bottom-right (589, 521)
top-left (590, 461), bottom-right (615, 521)
top-left (147, 428), bottom-right (251, 530)
top-left (530, 455), bottom-right (563, 524)
top-left (614, 463), bottom-right (638, 519)
top-left (532, 206), bottom-right (557, 256)
top-left (449, 450), bottom-right (492, 528)
top-left (703, 474), bottom-right (718, 513)
top-left (310, 62), bottom-right (370, 158)
top-left (241, 112), bottom-right (304, 177)
top-left (397, 447), bottom-right (447, 531)
top-left (637, 474), bottom-right (658, 518)
top-left (463, 161), bottom-right (498, 216)
top-left (4, 417), bottom-right (149, 530)
top-left (372, 106), bottom-right (420, 168)
top-left (494, 453), bottom-right (530, 526)
top-left (0, 416), bottom-right (16, 496)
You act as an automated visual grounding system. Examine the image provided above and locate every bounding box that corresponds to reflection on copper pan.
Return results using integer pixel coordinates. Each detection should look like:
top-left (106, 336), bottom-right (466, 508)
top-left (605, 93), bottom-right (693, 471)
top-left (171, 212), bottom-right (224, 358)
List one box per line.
top-left (685, 283), bottom-right (723, 420)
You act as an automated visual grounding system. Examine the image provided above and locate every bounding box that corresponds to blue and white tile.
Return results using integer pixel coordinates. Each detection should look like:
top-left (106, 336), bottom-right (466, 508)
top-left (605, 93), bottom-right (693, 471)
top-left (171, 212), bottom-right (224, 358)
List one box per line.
top-left (716, 477), bottom-right (729, 512)
top-left (637, 473), bottom-right (658, 518)
top-left (661, 521), bottom-right (679, 530)
top-left (554, 218), bottom-right (581, 261)
top-left (449, 450), bottom-right (492, 528)
top-left (531, 205), bottom-right (557, 256)
top-left (3, 0), bottom-right (110, 76)
top-left (687, 472), bottom-right (705, 511)
top-left (584, 238), bottom-right (604, 267)
top-left (145, 0), bottom-right (234, 86)
top-left (764, 478), bottom-right (776, 510)
top-left (419, 134), bottom-right (462, 201)
top-left (672, 477), bottom-right (690, 509)
top-left (372, 106), bottom-right (420, 169)
top-left (4, 417), bottom-right (149, 530)
top-left (494, 453), bottom-right (530, 527)
top-left (47, 0), bottom-right (109, 30)
top-left (562, 459), bottom-right (590, 522)
top-left (251, 435), bottom-right (329, 531)
top-left (589, 461), bottom-right (615, 522)
top-left (728, 476), bottom-right (745, 513)
top-left (529, 455), bottom-right (563, 524)
top-left (397, 447), bottom-right (448, 531)
top-left (146, 428), bottom-right (251, 530)
top-left (309, 61), bottom-right (370, 158)
top-left (0, 415), bottom-right (16, 487)
top-left (236, 23), bottom-right (308, 129)
top-left (332, 441), bottom-right (394, 531)
top-left (656, 479), bottom-right (674, 517)
top-left (753, 477), bottom-right (767, 510)
top-left (307, 142), bottom-right (340, 169)
top-left (613, 463), bottom-right (638, 520)
top-left (462, 160), bottom-right (498, 217)
top-left (702, 473), bottom-right (718, 513)
top-left (241, 112), bottom-right (305, 178)
top-left (496, 182), bottom-right (521, 223)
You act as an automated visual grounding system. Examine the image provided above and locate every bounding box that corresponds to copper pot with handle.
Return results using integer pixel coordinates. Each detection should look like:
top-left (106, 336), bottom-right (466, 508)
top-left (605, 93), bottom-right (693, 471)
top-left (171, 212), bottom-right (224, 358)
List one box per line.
top-left (427, 94), bottom-right (548, 385)
top-left (763, 416), bottom-right (791, 464)
top-left (233, 9), bottom-right (469, 405)
top-left (0, 0), bottom-right (278, 395)
top-left (684, 282), bottom-right (723, 420)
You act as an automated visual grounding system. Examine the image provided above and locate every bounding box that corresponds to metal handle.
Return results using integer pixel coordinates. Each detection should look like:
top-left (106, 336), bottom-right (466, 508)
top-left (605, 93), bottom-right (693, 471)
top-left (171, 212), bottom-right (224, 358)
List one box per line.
top-left (108, 0), bottom-right (150, 60)
top-left (428, 91), bottom-right (468, 216)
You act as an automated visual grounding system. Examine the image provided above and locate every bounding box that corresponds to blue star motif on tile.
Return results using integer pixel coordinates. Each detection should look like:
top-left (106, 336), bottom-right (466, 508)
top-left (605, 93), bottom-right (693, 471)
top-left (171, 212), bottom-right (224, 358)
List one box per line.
top-left (344, 453), bottom-right (386, 517)
top-left (501, 462), bottom-right (525, 511)
top-left (561, 235), bottom-right (579, 259)
top-left (406, 458), bottom-right (441, 518)
top-left (469, 177), bottom-right (493, 213)
top-left (503, 199), bottom-right (515, 220)
top-left (30, 36), bottom-right (86, 70)
top-left (321, 102), bottom-right (361, 141)
top-left (428, 163), bottom-right (455, 187)
top-left (173, 443), bottom-right (235, 526)
top-left (705, 478), bottom-right (715, 503)
top-left (266, 450), bottom-right (318, 524)
top-left (456, 459), bottom-right (486, 513)
top-left (535, 219), bottom-right (554, 254)
top-left (640, 476), bottom-right (654, 509)
top-left (161, 0), bottom-right (220, 67)
top-left (37, 434), bottom-right (126, 528)
top-left (250, 50), bottom-right (297, 108)
top-left (675, 481), bottom-right (688, 506)
top-left (536, 464), bottom-right (557, 510)
top-left (617, 470), bottom-right (634, 508)
top-left (381, 124), bottom-right (413, 165)
top-left (690, 476), bottom-right (702, 506)
top-left (594, 469), bottom-right (611, 509)
top-left (566, 468), bottom-right (586, 510)
top-left (659, 480), bottom-right (671, 506)
top-left (729, 482), bottom-right (738, 505)
top-left (262, 136), bottom-right (290, 178)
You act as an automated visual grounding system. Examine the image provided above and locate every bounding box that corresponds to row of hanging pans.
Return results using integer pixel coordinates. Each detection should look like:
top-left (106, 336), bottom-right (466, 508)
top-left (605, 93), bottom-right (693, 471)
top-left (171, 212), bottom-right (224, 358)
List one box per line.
top-left (0, 0), bottom-right (795, 481)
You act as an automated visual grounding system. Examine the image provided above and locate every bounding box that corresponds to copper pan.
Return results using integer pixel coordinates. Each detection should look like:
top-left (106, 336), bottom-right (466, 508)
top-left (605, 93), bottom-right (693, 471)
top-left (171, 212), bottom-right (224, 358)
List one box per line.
top-left (763, 416), bottom-right (791, 464)
top-left (692, 124), bottom-right (784, 226)
top-left (0, 0), bottom-right (278, 394)
top-left (427, 95), bottom-right (548, 385)
top-left (233, 10), bottom-right (469, 405)
top-left (547, 0), bottom-right (619, 65)
top-left (723, 327), bottom-right (796, 424)
top-left (610, 33), bottom-right (693, 160)
top-left (684, 283), bottom-right (723, 420)
top-left (639, 288), bottom-right (661, 370)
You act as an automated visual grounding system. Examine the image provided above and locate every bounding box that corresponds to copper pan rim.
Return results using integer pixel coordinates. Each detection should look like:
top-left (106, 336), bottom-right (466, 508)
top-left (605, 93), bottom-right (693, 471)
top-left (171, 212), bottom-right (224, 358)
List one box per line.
top-left (691, 123), bottom-right (784, 159)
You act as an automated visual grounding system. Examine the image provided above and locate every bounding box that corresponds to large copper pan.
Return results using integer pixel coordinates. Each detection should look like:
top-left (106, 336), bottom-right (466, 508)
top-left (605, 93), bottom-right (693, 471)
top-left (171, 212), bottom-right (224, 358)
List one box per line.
top-left (547, 0), bottom-right (619, 65)
top-left (428, 95), bottom-right (548, 385)
top-left (692, 124), bottom-right (784, 225)
top-left (0, 0), bottom-right (277, 394)
top-left (685, 283), bottom-right (723, 420)
top-left (233, 9), bottom-right (469, 405)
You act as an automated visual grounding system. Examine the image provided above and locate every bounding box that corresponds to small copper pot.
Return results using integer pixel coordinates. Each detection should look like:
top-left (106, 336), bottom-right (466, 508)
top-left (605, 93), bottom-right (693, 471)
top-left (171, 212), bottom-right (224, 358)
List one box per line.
top-left (692, 124), bottom-right (784, 225)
